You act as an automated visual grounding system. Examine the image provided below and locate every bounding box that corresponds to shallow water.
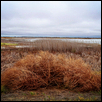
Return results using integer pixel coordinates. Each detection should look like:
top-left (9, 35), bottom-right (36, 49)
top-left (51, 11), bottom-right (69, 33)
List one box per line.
top-left (25, 38), bottom-right (101, 45)
top-left (1, 38), bottom-right (101, 45)
top-left (61, 39), bottom-right (101, 44)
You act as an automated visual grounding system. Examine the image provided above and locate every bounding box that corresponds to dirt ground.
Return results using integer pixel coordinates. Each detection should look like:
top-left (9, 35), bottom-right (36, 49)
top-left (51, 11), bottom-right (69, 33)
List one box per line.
top-left (1, 38), bottom-right (101, 101)
top-left (1, 88), bottom-right (101, 101)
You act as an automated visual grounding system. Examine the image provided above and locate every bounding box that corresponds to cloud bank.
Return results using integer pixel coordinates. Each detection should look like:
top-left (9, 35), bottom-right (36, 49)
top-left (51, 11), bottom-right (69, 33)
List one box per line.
top-left (1, 1), bottom-right (101, 37)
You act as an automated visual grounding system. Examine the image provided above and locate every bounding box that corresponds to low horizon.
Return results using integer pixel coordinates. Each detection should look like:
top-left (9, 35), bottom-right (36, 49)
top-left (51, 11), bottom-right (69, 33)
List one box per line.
top-left (1, 35), bottom-right (101, 38)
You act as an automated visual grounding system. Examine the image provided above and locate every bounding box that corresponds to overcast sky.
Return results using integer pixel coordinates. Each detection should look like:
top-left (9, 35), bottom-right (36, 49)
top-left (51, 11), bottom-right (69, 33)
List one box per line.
top-left (1, 1), bottom-right (101, 37)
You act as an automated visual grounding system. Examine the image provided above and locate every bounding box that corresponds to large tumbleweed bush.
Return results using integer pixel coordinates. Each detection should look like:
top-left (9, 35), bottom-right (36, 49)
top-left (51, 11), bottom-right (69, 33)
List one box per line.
top-left (1, 51), bottom-right (101, 92)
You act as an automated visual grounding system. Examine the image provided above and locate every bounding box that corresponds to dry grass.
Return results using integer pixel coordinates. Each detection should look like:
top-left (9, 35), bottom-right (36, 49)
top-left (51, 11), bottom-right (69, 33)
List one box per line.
top-left (1, 51), bottom-right (101, 92)
top-left (22, 39), bottom-right (101, 55)
top-left (1, 39), bottom-right (101, 56)
top-left (32, 39), bottom-right (82, 52)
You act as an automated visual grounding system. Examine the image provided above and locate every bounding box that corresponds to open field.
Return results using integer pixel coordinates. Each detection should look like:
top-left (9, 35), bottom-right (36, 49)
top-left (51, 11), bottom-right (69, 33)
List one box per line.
top-left (1, 37), bottom-right (101, 101)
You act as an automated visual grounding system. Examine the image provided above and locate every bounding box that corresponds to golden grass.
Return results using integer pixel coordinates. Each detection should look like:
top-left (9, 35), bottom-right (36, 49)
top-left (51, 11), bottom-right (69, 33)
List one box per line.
top-left (1, 51), bottom-right (101, 92)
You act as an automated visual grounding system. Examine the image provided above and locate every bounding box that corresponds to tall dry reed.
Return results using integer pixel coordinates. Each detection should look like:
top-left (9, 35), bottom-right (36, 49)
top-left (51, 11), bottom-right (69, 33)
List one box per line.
top-left (23, 39), bottom-right (101, 55)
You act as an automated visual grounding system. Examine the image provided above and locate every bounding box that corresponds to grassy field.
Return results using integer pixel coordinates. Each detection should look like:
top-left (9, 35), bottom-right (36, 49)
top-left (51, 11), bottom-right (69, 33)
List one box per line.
top-left (1, 38), bottom-right (101, 101)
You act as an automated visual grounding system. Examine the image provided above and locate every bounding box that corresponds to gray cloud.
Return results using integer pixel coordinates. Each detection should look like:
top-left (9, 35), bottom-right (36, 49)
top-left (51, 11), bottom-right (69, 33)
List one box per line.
top-left (1, 1), bottom-right (101, 37)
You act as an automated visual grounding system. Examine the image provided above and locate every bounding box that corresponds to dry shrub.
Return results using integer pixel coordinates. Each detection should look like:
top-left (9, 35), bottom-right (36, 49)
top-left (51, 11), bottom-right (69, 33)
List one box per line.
top-left (1, 51), bottom-right (101, 92)
top-left (1, 67), bottom-right (46, 90)
top-left (64, 58), bottom-right (101, 92)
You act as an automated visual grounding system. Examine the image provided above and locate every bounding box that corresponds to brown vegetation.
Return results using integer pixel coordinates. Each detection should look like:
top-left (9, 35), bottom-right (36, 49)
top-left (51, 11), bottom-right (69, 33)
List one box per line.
top-left (34, 39), bottom-right (100, 50)
top-left (1, 51), bottom-right (101, 92)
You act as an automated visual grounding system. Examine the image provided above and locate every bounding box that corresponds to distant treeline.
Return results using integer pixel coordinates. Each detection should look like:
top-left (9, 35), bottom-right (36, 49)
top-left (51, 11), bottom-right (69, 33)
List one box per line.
top-left (1, 36), bottom-right (101, 39)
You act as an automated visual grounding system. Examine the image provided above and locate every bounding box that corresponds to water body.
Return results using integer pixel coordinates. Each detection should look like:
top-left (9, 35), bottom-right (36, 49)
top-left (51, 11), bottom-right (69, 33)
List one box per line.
top-left (1, 37), bottom-right (101, 45)
top-left (24, 38), bottom-right (101, 45)
top-left (61, 39), bottom-right (101, 45)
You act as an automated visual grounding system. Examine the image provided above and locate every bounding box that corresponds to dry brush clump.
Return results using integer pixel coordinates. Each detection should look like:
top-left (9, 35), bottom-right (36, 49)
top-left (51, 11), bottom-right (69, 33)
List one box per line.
top-left (1, 51), bottom-right (101, 92)
top-left (64, 58), bottom-right (101, 92)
